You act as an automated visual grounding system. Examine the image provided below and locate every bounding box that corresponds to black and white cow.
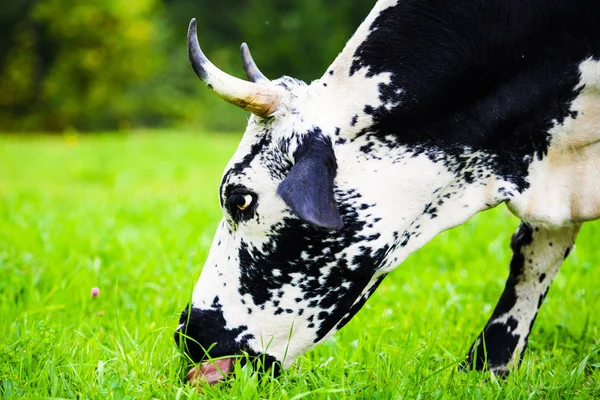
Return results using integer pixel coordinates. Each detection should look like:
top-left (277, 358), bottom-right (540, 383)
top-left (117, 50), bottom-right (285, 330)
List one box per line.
top-left (175, 0), bottom-right (600, 383)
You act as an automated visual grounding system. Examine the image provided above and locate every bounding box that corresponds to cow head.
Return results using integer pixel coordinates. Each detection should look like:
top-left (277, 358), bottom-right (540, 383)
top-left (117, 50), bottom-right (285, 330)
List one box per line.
top-left (175, 17), bottom-right (509, 381)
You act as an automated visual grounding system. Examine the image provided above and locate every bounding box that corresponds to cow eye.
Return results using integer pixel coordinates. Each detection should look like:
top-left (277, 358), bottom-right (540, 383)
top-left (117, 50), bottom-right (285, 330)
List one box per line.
top-left (229, 193), bottom-right (254, 211)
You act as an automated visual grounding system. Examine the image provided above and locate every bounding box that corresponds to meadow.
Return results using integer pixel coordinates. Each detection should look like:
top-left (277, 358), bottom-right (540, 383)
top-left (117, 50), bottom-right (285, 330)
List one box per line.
top-left (0, 132), bottom-right (599, 399)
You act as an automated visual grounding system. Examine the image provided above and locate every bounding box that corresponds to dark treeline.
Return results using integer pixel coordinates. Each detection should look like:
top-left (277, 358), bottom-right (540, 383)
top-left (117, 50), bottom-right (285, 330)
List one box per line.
top-left (0, 0), bottom-right (373, 132)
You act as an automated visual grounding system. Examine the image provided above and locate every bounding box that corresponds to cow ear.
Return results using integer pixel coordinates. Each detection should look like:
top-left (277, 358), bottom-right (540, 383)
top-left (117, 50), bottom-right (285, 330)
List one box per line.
top-left (277, 134), bottom-right (343, 230)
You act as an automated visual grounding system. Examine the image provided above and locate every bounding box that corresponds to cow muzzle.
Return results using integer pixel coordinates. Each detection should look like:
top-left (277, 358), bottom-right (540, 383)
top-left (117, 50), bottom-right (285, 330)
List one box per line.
top-left (175, 305), bottom-right (243, 385)
top-left (175, 305), bottom-right (283, 384)
top-left (174, 305), bottom-right (245, 360)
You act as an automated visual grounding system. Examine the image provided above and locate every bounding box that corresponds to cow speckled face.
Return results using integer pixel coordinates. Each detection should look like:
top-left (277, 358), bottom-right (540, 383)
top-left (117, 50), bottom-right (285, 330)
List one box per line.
top-left (175, 76), bottom-right (392, 374)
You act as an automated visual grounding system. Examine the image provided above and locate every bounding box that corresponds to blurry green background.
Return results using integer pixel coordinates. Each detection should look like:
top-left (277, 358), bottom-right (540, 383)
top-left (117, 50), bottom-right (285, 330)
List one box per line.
top-left (0, 0), bottom-right (373, 133)
top-left (2, 3), bottom-right (600, 397)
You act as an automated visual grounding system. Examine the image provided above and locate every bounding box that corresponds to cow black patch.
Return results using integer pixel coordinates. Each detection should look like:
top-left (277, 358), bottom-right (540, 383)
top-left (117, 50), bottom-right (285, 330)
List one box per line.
top-left (350, 0), bottom-right (600, 191)
top-left (175, 298), bottom-right (252, 363)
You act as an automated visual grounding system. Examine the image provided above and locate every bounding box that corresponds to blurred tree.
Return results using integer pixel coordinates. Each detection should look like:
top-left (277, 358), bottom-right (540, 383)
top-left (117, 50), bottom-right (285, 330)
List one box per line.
top-left (0, 0), bottom-right (35, 74)
top-left (0, 0), bottom-right (170, 131)
top-left (0, 0), bottom-right (375, 132)
top-left (167, 0), bottom-right (373, 80)
top-left (236, 0), bottom-right (371, 81)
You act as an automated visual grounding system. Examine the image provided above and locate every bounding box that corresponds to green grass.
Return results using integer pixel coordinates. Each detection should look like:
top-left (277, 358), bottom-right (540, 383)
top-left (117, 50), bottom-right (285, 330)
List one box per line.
top-left (0, 131), bottom-right (599, 399)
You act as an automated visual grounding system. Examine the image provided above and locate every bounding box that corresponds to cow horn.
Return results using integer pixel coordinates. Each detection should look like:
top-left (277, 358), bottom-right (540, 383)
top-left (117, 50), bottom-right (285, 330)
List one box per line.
top-left (187, 18), bottom-right (280, 117)
top-left (240, 43), bottom-right (269, 83)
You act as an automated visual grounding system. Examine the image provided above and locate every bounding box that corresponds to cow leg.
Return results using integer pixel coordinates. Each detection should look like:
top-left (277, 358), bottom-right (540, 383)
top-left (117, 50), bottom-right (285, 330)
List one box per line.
top-left (465, 221), bottom-right (580, 376)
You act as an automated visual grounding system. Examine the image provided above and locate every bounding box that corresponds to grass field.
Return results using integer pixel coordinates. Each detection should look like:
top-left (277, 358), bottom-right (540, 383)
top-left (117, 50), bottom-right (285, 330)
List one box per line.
top-left (1, 132), bottom-right (599, 399)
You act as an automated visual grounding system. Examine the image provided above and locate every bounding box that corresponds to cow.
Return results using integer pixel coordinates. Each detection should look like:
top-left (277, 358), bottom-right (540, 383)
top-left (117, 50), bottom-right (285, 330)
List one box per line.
top-left (175, 0), bottom-right (600, 383)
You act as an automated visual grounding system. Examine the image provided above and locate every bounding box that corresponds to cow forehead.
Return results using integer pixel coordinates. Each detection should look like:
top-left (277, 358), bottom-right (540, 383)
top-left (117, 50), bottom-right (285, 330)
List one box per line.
top-left (221, 100), bottom-right (323, 194)
top-left (220, 129), bottom-right (288, 191)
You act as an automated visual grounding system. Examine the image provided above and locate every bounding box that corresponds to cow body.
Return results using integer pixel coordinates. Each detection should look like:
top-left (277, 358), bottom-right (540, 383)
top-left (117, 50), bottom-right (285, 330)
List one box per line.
top-left (176, 0), bottom-right (600, 380)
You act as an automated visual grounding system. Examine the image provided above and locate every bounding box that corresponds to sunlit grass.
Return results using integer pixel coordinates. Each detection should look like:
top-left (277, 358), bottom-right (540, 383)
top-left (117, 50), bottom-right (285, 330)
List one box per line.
top-left (1, 131), bottom-right (599, 398)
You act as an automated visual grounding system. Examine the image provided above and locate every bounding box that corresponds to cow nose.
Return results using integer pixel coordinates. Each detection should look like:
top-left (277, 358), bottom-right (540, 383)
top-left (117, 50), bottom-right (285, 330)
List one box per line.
top-left (174, 307), bottom-right (208, 363)
top-left (174, 303), bottom-right (246, 363)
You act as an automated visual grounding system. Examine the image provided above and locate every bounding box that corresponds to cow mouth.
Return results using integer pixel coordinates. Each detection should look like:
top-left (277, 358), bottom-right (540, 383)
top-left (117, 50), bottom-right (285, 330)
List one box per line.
top-left (187, 358), bottom-right (233, 386)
